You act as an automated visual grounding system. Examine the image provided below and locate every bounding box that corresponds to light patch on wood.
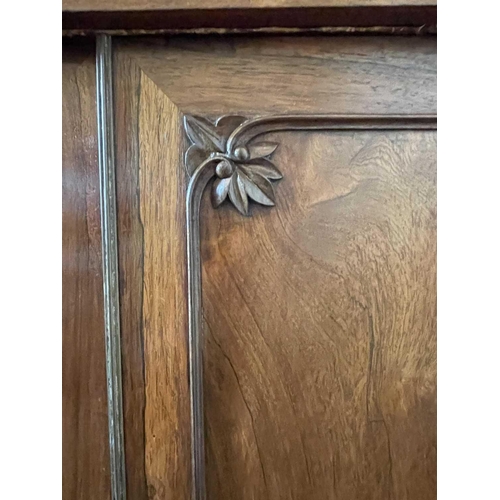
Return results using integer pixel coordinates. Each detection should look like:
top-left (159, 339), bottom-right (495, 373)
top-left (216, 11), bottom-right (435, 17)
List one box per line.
top-left (139, 71), bottom-right (191, 499)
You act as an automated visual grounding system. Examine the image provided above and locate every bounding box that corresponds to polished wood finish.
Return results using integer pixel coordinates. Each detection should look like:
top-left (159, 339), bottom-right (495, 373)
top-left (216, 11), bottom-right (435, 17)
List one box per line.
top-left (118, 36), bottom-right (436, 115)
top-left (201, 130), bottom-right (436, 499)
top-left (114, 34), bottom-right (436, 499)
top-left (114, 52), bottom-right (192, 499)
top-left (62, 0), bottom-right (436, 32)
top-left (139, 75), bottom-right (191, 498)
top-left (62, 39), bottom-right (110, 500)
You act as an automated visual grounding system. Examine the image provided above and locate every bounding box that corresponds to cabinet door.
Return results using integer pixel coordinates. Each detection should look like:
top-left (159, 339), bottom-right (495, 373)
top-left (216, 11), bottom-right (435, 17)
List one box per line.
top-left (114, 35), bottom-right (436, 500)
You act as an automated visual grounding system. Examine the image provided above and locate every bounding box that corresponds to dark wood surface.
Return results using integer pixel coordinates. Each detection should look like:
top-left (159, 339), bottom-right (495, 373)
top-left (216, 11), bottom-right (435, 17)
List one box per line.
top-left (114, 34), bottom-right (436, 499)
top-left (62, 39), bottom-right (110, 500)
top-left (62, 0), bottom-right (436, 32)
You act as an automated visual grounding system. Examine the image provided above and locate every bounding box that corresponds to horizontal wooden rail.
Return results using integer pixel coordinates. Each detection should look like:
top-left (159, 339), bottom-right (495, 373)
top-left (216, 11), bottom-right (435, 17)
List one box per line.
top-left (62, 1), bottom-right (437, 33)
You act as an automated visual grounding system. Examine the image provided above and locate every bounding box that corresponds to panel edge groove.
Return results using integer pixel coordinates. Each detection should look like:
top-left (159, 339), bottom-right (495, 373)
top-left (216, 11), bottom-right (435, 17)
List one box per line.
top-left (184, 113), bottom-right (437, 500)
top-left (96, 34), bottom-right (127, 500)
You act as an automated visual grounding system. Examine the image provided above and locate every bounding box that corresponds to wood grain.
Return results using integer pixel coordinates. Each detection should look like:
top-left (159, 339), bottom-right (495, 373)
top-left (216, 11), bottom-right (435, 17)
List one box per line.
top-left (115, 60), bottom-right (192, 499)
top-left (114, 51), bottom-right (149, 499)
top-left (62, 39), bottom-right (110, 500)
top-left (119, 35), bottom-right (436, 115)
top-left (201, 130), bottom-right (436, 499)
top-left (139, 72), bottom-right (192, 500)
top-left (113, 34), bottom-right (436, 499)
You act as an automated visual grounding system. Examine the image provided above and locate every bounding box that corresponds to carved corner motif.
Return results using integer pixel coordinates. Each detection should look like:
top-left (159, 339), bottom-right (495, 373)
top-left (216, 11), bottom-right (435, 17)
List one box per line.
top-left (184, 115), bottom-right (283, 216)
top-left (183, 112), bottom-right (437, 500)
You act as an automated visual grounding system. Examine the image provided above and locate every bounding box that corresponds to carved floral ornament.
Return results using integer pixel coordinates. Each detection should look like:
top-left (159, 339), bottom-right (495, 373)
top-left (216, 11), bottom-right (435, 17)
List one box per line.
top-left (184, 115), bottom-right (283, 215)
top-left (181, 112), bottom-right (437, 500)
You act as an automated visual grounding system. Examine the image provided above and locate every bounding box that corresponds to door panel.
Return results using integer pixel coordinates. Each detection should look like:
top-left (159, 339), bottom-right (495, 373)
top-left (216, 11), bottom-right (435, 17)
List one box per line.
top-left (201, 130), bottom-right (436, 499)
top-left (114, 35), bottom-right (436, 499)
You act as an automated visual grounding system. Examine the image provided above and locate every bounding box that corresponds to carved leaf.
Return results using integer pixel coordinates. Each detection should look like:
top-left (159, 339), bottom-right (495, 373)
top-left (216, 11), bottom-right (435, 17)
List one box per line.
top-left (240, 159), bottom-right (283, 180)
top-left (248, 142), bottom-right (279, 159)
top-left (216, 115), bottom-right (247, 143)
top-left (184, 115), bottom-right (226, 152)
top-left (211, 177), bottom-right (231, 208)
top-left (185, 145), bottom-right (209, 175)
top-left (238, 170), bottom-right (275, 206)
top-left (228, 174), bottom-right (249, 215)
top-left (183, 114), bottom-right (284, 215)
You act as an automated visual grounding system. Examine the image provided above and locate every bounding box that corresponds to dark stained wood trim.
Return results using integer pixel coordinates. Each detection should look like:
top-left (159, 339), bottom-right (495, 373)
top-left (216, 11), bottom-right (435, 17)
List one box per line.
top-left (64, 25), bottom-right (436, 37)
top-left (63, 5), bottom-right (437, 33)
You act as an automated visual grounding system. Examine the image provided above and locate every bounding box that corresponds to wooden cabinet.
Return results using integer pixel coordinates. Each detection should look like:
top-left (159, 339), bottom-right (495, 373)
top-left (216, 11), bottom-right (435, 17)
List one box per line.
top-left (62, 8), bottom-right (436, 499)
